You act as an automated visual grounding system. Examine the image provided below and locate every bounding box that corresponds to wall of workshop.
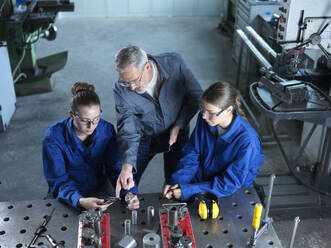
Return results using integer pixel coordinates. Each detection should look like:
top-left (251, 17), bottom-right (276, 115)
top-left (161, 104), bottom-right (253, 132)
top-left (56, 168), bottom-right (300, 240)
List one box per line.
top-left (59, 0), bottom-right (223, 18)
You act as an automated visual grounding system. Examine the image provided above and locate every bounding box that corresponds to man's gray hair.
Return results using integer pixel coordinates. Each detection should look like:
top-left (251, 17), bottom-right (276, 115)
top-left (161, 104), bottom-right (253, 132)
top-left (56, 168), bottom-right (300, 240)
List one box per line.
top-left (115, 46), bottom-right (148, 73)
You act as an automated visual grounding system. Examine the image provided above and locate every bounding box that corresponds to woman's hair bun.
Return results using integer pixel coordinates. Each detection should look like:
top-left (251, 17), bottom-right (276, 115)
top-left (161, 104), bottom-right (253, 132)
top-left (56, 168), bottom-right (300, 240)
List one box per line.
top-left (71, 82), bottom-right (95, 96)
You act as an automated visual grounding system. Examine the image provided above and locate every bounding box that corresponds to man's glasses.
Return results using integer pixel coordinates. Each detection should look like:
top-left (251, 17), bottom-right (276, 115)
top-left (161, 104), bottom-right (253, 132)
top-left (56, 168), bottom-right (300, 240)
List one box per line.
top-left (200, 106), bottom-right (229, 117)
top-left (118, 63), bottom-right (146, 87)
top-left (73, 110), bottom-right (103, 125)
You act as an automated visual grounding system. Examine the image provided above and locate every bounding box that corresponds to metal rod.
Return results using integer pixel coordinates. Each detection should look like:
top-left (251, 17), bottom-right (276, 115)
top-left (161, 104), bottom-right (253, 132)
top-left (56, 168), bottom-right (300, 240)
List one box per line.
top-left (124, 219), bottom-right (131, 236)
top-left (132, 210), bottom-right (138, 225)
top-left (264, 174), bottom-right (276, 220)
top-left (246, 26), bottom-right (277, 59)
top-left (289, 216), bottom-right (301, 248)
top-left (236, 29), bottom-right (273, 70)
top-left (147, 206), bottom-right (154, 225)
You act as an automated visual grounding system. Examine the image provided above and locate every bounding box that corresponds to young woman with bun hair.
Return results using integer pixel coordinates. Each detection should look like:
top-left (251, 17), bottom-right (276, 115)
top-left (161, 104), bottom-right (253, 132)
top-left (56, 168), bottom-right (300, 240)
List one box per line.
top-left (43, 82), bottom-right (139, 211)
top-left (163, 82), bottom-right (264, 201)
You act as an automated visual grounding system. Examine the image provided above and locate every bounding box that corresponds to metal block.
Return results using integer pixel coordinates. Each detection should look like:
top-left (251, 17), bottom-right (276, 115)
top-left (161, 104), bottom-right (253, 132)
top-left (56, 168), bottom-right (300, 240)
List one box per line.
top-left (116, 235), bottom-right (137, 248)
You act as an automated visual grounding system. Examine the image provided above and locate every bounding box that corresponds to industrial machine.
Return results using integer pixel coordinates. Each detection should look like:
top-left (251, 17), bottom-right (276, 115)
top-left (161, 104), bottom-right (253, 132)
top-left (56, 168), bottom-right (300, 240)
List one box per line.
top-left (235, 0), bottom-right (331, 218)
top-left (0, 0), bottom-right (74, 131)
top-left (0, 0), bottom-right (74, 96)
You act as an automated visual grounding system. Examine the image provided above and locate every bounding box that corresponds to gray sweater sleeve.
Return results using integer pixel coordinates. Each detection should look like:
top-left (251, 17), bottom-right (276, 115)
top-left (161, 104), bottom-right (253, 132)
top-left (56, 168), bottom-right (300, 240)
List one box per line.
top-left (113, 90), bottom-right (141, 172)
top-left (174, 55), bottom-right (203, 129)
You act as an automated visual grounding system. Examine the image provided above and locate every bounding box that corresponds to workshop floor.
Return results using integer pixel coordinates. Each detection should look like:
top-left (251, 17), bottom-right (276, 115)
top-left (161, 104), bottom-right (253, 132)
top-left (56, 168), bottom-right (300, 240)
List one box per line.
top-left (0, 17), bottom-right (330, 247)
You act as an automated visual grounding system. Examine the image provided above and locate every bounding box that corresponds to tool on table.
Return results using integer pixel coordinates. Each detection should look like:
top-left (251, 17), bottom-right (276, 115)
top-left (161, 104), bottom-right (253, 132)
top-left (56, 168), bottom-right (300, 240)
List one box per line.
top-left (159, 203), bottom-right (196, 248)
top-left (77, 207), bottom-right (110, 248)
top-left (248, 203), bottom-right (263, 248)
top-left (42, 234), bottom-right (64, 248)
top-left (248, 174), bottom-right (277, 247)
top-left (28, 208), bottom-right (55, 248)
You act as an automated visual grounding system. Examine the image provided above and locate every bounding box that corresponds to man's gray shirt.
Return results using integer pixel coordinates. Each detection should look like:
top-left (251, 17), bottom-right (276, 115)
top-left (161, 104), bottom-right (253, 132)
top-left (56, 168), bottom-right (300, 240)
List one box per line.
top-left (113, 53), bottom-right (203, 171)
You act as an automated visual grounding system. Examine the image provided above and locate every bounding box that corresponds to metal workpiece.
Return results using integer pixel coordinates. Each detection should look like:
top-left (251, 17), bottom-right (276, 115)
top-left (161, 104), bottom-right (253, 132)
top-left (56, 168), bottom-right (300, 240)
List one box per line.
top-left (169, 226), bottom-right (183, 247)
top-left (167, 207), bottom-right (179, 228)
top-left (125, 194), bottom-right (133, 205)
top-left (179, 236), bottom-right (193, 248)
top-left (143, 233), bottom-right (161, 248)
top-left (124, 219), bottom-right (131, 236)
top-left (289, 217), bottom-right (301, 248)
top-left (116, 235), bottom-right (137, 248)
top-left (82, 228), bottom-right (98, 246)
top-left (80, 211), bottom-right (98, 229)
top-left (131, 210), bottom-right (138, 225)
top-left (94, 207), bottom-right (104, 219)
top-left (146, 206), bottom-right (155, 225)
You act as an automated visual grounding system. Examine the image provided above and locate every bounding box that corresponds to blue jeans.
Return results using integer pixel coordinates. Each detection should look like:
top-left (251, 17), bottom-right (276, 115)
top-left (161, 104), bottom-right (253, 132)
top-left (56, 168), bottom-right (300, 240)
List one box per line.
top-left (134, 126), bottom-right (189, 185)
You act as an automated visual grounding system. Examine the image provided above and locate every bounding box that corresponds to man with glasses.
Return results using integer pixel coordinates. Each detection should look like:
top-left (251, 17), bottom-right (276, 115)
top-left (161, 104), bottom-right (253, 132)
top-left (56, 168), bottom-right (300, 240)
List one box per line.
top-left (113, 46), bottom-right (202, 197)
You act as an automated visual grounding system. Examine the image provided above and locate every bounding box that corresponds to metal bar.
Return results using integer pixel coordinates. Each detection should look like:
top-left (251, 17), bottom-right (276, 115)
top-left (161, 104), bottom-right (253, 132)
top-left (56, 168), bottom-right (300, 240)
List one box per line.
top-left (236, 29), bottom-right (272, 70)
top-left (264, 174), bottom-right (276, 221)
top-left (246, 26), bottom-right (277, 59)
top-left (289, 217), bottom-right (300, 248)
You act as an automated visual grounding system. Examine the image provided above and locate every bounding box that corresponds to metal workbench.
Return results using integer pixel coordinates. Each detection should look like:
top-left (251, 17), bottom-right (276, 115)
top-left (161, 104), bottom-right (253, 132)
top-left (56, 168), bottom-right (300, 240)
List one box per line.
top-left (0, 188), bottom-right (283, 248)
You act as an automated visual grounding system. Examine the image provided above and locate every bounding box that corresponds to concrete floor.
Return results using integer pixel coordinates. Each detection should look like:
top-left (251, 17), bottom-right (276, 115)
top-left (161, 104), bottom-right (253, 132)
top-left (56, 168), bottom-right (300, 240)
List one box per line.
top-left (0, 17), bottom-right (330, 247)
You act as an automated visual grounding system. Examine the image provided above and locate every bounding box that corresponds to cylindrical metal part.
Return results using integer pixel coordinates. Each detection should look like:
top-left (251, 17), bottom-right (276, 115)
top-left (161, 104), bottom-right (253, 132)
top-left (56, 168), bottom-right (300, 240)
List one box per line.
top-left (179, 236), bottom-right (193, 248)
top-left (289, 216), bottom-right (300, 248)
top-left (143, 233), bottom-right (161, 248)
top-left (167, 207), bottom-right (179, 227)
top-left (125, 194), bottom-right (133, 204)
top-left (169, 226), bottom-right (183, 246)
top-left (132, 210), bottom-right (138, 225)
top-left (95, 236), bottom-right (103, 248)
top-left (124, 219), bottom-right (131, 236)
top-left (246, 26), bottom-right (277, 59)
top-left (94, 217), bottom-right (103, 237)
top-left (94, 207), bottom-right (104, 218)
top-left (264, 174), bottom-right (276, 220)
top-left (147, 206), bottom-right (154, 225)
top-left (236, 29), bottom-right (272, 70)
top-left (82, 228), bottom-right (96, 245)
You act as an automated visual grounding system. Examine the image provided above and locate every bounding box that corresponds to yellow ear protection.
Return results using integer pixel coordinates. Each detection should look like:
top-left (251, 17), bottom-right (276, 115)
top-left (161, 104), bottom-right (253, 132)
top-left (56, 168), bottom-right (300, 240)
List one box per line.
top-left (195, 193), bottom-right (220, 220)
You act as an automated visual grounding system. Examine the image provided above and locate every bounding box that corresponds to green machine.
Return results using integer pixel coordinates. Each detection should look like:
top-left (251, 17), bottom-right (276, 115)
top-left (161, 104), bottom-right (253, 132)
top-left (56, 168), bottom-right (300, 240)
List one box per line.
top-left (0, 0), bottom-right (74, 96)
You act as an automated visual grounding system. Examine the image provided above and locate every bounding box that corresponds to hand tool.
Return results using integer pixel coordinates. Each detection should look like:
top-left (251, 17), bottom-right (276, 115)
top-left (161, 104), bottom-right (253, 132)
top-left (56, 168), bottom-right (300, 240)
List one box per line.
top-left (28, 208), bottom-right (55, 248)
top-left (248, 203), bottom-right (263, 248)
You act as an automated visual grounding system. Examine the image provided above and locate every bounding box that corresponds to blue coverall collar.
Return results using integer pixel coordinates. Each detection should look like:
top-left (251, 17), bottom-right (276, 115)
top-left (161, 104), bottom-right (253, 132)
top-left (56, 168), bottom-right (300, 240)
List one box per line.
top-left (215, 111), bottom-right (242, 143)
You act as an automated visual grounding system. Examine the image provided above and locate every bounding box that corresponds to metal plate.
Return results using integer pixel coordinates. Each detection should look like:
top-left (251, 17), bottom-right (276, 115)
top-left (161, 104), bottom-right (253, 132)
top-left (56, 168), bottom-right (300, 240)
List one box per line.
top-left (0, 188), bottom-right (283, 248)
